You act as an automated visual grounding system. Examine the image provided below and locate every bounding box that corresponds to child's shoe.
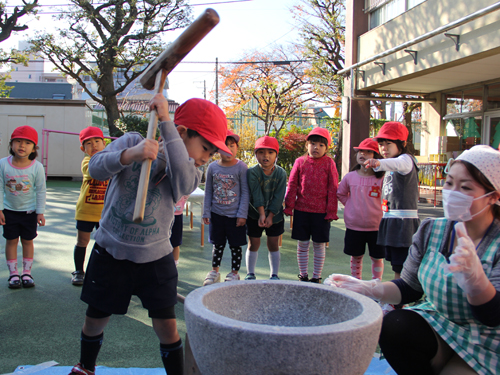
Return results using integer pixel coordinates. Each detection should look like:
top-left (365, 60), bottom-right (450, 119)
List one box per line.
top-left (309, 277), bottom-right (322, 283)
top-left (224, 272), bottom-right (240, 282)
top-left (8, 275), bottom-right (21, 289)
top-left (203, 270), bottom-right (220, 286)
top-left (69, 363), bottom-right (95, 374)
top-left (298, 274), bottom-right (309, 282)
top-left (270, 274), bottom-right (280, 280)
top-left (21, 274), bottom-right (35, 288)
top-left (71, 271), bottom-right (85, 286)
top-left (244, 273), bottom-right (256, 280)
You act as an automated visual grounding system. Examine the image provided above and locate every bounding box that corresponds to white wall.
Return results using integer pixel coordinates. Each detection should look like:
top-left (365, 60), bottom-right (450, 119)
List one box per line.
top-left (0, 99), bottom-right (89, 178)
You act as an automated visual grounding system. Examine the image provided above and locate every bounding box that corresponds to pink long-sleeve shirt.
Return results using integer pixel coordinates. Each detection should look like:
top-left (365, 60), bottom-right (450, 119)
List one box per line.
top-left (284, 155), bottom-right (338, 220)
top-left (337, 170), bottom-right (383, 231)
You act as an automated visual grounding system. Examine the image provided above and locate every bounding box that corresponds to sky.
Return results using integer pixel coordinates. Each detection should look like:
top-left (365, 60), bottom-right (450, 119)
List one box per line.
top-left (3, 0), bottom-right (305, 105)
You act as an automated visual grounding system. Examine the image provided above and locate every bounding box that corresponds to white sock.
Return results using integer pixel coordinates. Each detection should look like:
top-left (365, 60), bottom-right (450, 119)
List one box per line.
top-left (246, 250), bottom-right (258, 275)
top-left (268, 251), bottom-right (280, 276)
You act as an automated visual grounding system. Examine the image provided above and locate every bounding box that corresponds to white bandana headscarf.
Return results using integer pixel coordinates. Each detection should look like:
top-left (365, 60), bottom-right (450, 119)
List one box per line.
top-left (445, 145), bottom-right (500, 205)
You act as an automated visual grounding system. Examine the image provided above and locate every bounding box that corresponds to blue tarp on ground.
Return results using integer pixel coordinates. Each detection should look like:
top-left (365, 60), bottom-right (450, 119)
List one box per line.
top-left (14, 358), bottom-right (397, 374)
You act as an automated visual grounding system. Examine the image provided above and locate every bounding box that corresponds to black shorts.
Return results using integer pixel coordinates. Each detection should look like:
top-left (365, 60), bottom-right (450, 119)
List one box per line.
top-left (291, 210), bottom-right (330, 243)
top-left (246, 216), bottom-right (284, 238)
top-left (170, 215), bottom-right (183, 248)
top-left (343, 228), bottom-right (384, 258)
top-left (81, 243), bottom-right (178, 315)
top-left (76, 220), bottom-right (99, 233)
top-left (3, 209), bottom-right (38, 240)
top-left (209, 212), bottom-right (247, 246)
top-left (385, 246), bottom-right (410, 273)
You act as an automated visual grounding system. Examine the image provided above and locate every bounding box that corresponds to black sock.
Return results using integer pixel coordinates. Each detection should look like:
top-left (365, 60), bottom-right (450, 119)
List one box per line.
top-left (160, 339), bottom-right (183, 375)
top-left (74, 246), bottom-right (87, 271)
top-left (211, 244), bottom-right (225, 268)
top-left (80, 331), bottom-right (103, 371)
top-left (230, 245), bottom-right (242, 271)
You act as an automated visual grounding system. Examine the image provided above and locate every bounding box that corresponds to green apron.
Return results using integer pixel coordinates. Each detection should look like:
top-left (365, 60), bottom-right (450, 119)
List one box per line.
top-left (409, 218), bottom-right (500, 375)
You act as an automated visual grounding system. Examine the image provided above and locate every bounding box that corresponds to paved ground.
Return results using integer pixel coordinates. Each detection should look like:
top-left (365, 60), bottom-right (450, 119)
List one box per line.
top-left (0, 180), bottom-right (443, 373)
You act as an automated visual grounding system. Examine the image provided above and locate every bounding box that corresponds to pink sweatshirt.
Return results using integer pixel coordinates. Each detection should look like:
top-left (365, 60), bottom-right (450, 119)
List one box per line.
top-left (337, 170), bottom-right (383, 231)
top-left (284, 155), bottom-right (338, 221)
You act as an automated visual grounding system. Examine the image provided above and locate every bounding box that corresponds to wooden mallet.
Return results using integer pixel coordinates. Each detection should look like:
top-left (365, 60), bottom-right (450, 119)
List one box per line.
top-left (133, 8), bottom-right (220, 223)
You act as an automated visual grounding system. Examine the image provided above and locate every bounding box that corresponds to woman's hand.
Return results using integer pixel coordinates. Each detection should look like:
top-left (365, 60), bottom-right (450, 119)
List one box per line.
top-left (446, 222), bottom-right (491, 297)
top-left (329, 274), bottom-right (384, 300)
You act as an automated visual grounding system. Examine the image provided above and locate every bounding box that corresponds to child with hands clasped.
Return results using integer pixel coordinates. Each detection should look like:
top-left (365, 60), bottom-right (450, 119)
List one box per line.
top-left (1, 126), bottom-right (46, 289)
top-left (68, 95), bottom-right (231, 375)
top-left (284, 128), bottom-right (338, 283)
top-left (72, 127), bottom-right (108, 286)
top-left (331, 145), bottom-right (500, 375)
top-left (245, 136), bottom-right (287, 280)
top-left (337, 138), bottom-right (384, 280)
top-left (202, 129), bottom-right (249, 285)
top-left (363, 122), bottom-right (419, 279)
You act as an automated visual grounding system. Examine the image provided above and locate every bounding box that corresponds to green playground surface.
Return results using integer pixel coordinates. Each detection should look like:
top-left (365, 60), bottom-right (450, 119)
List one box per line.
top-left (0, 179), bottom-right (443, 373)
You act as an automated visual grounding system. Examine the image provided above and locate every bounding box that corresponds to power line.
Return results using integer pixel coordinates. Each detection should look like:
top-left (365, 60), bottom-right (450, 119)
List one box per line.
top-left (4, 0), bottom-right (252, 8)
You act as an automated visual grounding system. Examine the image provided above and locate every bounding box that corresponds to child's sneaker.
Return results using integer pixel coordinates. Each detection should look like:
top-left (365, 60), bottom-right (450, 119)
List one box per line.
top-left (69, 363), bottom-right (95, 374)
top-left (224, 272), bottom-right (240, 282)
top-left (244, 273), bottom-right (256, 280)
top-left (203, 270), bottom-right (220, 286)
top-left (270, 274), bottom-right (280, 280)
top-left (71, 271), bottom-right (85, 286)
top-left (309, 277), bottom-right (322, 283)
top-left (298, 274), bottom-right (309, 282)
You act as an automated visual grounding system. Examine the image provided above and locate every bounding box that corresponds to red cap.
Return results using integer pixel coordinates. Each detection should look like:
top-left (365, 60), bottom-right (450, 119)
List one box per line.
top-left (254, 136), bottom-right (279, 154)
top-left (174, 98), bottom-right (231, 156)
top-left (226, 129), bottom-right (240, 144)
top-left (11, 125), bottom-right (38, 145)
top-left (354, 138), bottom-right (379, 154)
top-left (80, 127), bottom-right (104, 144)
top-left (374, 121), bottom-right (408, 141)
top-left (307, 127), bottom-right (332, 147)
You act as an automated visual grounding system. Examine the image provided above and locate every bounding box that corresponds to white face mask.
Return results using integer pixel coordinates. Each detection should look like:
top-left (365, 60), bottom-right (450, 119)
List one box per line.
top-left (442, 189), bottom-right (495, 221)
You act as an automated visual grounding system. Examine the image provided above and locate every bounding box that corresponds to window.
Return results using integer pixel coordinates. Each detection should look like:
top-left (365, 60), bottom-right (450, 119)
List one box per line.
top-left (486, 83), bottom-right (500, 111)
top-left (28, 74), bottom-right (31, 79)
top-left (368, 0), bottom-right (426, 29)
top-left (445, 87), bottom-right (483, 116)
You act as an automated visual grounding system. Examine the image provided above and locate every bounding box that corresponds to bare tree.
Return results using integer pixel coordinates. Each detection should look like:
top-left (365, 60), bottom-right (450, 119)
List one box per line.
top-left (219, 46), bottom-right (315, 138)
top-left (29, 0), bottom-right (191, 135)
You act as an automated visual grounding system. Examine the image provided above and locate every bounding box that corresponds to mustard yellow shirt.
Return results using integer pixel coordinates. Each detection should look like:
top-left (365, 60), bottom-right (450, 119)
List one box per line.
top-left (75, 155), bottom-right (108, 222)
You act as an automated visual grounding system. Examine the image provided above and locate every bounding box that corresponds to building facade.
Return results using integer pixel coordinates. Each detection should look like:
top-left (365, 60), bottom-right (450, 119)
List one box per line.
top-left (342, 0), bottom-right (500, 175)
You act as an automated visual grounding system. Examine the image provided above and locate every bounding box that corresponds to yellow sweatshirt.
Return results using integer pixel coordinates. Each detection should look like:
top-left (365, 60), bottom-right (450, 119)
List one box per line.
top-left (75, 155), bottom-right (108, 222)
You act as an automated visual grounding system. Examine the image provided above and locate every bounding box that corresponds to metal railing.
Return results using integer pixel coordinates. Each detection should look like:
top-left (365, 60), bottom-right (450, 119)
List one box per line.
top-left (339, 1), bottom-right (500, 76)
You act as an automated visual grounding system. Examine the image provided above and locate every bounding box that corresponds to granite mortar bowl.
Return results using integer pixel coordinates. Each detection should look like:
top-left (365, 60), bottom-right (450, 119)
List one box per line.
top-left (184, 280), bottom-right (383, 375)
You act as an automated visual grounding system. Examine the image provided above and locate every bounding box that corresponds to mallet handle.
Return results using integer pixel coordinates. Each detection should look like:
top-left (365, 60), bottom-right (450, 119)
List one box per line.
top-left (140, 8), bottom-right (220, 90)
top-left (132, 8), bottom-right (220, 223)
top-left (133, 70), bottom-right (167, 223)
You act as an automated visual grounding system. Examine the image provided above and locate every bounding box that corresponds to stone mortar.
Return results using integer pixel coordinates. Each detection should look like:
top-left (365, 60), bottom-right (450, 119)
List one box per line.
top-left (184, 280), bottom-right (383, 375)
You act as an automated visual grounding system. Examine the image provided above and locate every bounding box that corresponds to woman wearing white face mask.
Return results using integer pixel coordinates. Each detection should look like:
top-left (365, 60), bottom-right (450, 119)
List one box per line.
top-left (329, 145), bottom-right (500, 375)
